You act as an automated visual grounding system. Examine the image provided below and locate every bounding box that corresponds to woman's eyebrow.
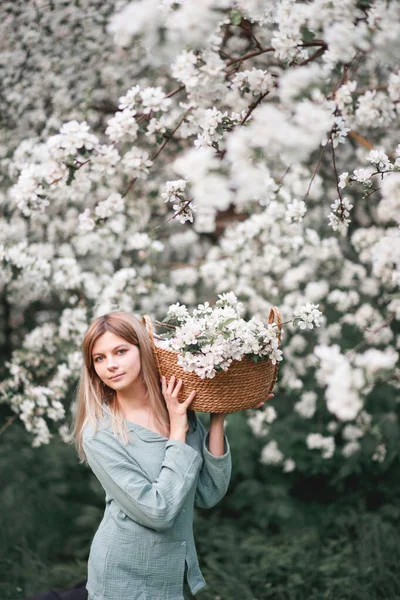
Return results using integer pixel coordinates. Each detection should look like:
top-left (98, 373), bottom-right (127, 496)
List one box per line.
top-left (92, 344), bottom-right (129, 357)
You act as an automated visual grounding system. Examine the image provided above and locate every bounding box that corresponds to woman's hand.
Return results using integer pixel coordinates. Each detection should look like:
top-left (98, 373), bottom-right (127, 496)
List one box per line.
top-left (161, 375), bottom-right (196, 437)
top-left (209, 392), bottom-right (275, 420)
top-left (255, 392), bottom-right (275, 409)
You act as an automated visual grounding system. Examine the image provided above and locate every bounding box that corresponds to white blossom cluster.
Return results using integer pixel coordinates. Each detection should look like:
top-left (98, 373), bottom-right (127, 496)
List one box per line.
top-left (106, 109), bottom-right (139, 143)
top-left (193, 107), bottom-right (245, 150)
top-left (78, 193), bottom-right (125, 233)
top-left (294, 391), bottom-right (318, 419)
top-left (161, 179), bottom-right (196, 224)
top-left (313, 343), bottom-right (398, 423)
top-left (157, 292), bottom-right (284, 379)
top-left (0, 317), bottom-right (84, 447)
top-left (47, 121), bottom-right (99, 162)
top-left (259, 439), bottom-right (296, 472)
top-left (230, 68), bottom-right (275, 96)
top-left (292, 302), bottom-right (323, 330)
top-left (327, 197), bottom-right (354, 237)
top-left (1, 0), bottom-right (399, 469)
top-left (247, 405), bottom-right (277, 437)
top-left (306, 433), bottom-right (335, 459)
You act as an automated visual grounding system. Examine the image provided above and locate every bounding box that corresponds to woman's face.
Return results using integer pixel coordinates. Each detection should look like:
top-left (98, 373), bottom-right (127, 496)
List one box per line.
top-left (92, 331), bottom-right (142, 392)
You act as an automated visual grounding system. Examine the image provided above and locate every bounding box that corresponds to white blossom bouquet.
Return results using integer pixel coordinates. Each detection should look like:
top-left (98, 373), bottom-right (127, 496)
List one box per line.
top-left (155, 292), bottom-right (284, 379)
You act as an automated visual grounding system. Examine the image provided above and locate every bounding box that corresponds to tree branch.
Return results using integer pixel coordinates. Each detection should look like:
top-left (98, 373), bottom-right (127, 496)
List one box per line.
top-left (0, 414), bottom-right (18, 436)
top-left (302, 143), bottom-right (329, 203)
top-left (121, 109), bottom-right (192, 199)
top-left (240, 91), bottom-right (270, 125)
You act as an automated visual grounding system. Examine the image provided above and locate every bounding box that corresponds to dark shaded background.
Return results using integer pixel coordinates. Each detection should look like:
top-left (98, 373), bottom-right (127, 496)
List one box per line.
top-left (2, 401), bottom-right (400, 600)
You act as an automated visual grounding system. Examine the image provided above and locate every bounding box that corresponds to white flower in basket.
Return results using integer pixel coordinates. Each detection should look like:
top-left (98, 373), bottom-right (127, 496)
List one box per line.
top-left (142, 292), bottom-right (283, 413)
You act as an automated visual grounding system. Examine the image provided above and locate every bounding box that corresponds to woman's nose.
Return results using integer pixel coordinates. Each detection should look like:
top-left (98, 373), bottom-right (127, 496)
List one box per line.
top-left (106, 356), bottom-right (118, 369)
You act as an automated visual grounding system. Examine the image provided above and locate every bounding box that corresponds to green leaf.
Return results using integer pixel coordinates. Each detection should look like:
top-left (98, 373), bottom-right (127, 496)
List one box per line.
top-left (66, 165), bottom-right (78, 186)
top-left (231, 9), bottom-right (242, 26)
top-left (218, 317), bottom-right (236, 329)
top-left (301, 26), bottom-right (316, 43)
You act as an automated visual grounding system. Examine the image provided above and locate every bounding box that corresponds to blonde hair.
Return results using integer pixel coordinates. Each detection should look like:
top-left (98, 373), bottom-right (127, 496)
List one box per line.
top-left (71, 311), bottom-right (170, 463)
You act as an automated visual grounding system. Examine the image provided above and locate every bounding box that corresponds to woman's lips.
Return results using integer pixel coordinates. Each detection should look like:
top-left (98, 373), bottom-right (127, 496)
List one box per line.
top-left (109, 373), bottom-right (124, 381)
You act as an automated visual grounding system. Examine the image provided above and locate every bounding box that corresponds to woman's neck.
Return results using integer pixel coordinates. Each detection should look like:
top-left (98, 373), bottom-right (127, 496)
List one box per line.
top-left (115, 380), bottom-right (150, 419)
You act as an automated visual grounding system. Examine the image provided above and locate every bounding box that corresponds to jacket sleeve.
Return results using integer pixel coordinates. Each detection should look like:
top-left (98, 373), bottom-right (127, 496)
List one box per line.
top-left (194, 416), bottom-right (232, 509)
top-left (83, 430), bottom-right (202, 532)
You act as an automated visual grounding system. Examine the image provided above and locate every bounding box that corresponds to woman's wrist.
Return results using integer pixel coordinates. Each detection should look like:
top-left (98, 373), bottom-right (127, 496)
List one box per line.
top-left (210, 413), bottom-right (226, 425)
top-left (207, 413), bottom-right (226, 456)
top-left (169, 429), bottom-right (186, 443)
top-left (169, 430), bottom-right (186, 442)
top-left (169, 419), bottom-right (188, 442)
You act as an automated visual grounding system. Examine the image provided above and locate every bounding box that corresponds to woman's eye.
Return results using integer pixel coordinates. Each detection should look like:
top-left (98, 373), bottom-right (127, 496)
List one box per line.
top-left (93, 349), bottom-right (126, 363)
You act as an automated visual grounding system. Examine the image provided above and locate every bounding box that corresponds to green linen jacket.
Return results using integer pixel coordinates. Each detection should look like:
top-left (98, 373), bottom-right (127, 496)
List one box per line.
top-left (82, 404), bottom-right (232, 600)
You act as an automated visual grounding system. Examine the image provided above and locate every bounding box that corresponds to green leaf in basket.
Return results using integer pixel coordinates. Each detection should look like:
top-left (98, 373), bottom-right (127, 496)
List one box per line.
top-left (250, 354), bottom-right (261, 364)
top-left (249, 354), bottom-right (269, 364)
top-left (217, 317), bottom-right (236, 329)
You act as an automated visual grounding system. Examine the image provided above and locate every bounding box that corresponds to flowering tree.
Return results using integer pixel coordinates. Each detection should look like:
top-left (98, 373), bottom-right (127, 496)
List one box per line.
top-left (0, 0), bottom-right (399, 477)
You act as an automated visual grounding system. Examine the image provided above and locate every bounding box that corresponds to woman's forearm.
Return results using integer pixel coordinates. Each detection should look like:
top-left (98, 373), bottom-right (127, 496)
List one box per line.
top-left (208, 414), bottom-right (226, 456)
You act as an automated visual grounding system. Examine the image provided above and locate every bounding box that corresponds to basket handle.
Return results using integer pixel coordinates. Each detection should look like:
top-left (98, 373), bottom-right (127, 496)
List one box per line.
top-left (142, 315), bottom-right (164, 376)
top-left (268, 306), bottom-right (282, 345)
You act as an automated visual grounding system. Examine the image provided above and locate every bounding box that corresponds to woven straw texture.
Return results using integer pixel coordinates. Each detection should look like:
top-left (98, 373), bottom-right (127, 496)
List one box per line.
top-left (142, 307), bottom-right (282, 414)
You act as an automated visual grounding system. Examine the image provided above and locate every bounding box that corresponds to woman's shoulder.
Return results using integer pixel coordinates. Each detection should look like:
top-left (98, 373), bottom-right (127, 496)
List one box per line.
top-left (82, 411), bottom-right (114, 445)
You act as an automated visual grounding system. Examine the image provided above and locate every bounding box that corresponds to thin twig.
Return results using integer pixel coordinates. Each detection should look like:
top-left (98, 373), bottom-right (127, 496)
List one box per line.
top-left (165, 84), bottom-right (186, 99)
top-left (151, 109), bottom-right (192, 162)
top-left (240, 91), bottom-right (269, 125)
top-left (225, 41), bottom-right (327, 70)
top-left (345, 313), bottom-right (395, 359)
top-left (0, 414), bottom-right (18, 436)
top-left (348, 130), bottom-right (374, 150)
top-left (277, 164), bottom-right (292, 184)
top-left (122, 110), bottom-right (191, 199)
top-left (155, 320), bottom-right (177, 329)
top-left (121, 176), bottom-right (138, 199)
top-left (302, 143), bottom-right (329, 203)
top-left (355, 85), bottom-right (388, 95)
top-left (225, 46), bottom-right (275, 68)
top-left (296, 46), bottom-right (326, 67)
top-left (155, 198), bottom-right (194, 230)
top-left (330, 133), bottom-right (344, 216)
top-left (362, 187), bottom-right (379, 199)
top-left (239, 21), bottom-right (264, 51)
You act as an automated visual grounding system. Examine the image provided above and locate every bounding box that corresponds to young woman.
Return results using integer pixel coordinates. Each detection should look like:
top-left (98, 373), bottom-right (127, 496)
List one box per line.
top-left (71, 311), bottom-right (270, 600)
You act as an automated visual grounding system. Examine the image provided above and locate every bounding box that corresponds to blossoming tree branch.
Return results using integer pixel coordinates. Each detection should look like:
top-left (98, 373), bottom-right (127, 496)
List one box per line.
top-left (0, 0), bottom-right (399, 472)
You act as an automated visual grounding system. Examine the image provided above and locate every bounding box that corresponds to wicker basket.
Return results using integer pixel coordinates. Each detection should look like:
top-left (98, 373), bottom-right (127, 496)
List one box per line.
top-left (142, 307), bottom-right (282, 413)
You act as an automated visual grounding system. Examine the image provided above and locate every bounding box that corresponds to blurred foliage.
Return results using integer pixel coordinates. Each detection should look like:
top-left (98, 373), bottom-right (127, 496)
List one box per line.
top-left (2, 405), bottom-right (400, 600)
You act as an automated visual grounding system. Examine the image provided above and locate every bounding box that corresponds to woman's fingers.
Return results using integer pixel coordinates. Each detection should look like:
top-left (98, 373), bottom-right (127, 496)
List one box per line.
top-left (167, 374), bottom-right (176, 394)
top-left (171, 378), bottom-right (183, 397)
top-left (162, 376), bottom-right (190, 403)
top-left (183, 390), bottom-right (196, 406)
top-left (254, 394), bottom-right (275, 409)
